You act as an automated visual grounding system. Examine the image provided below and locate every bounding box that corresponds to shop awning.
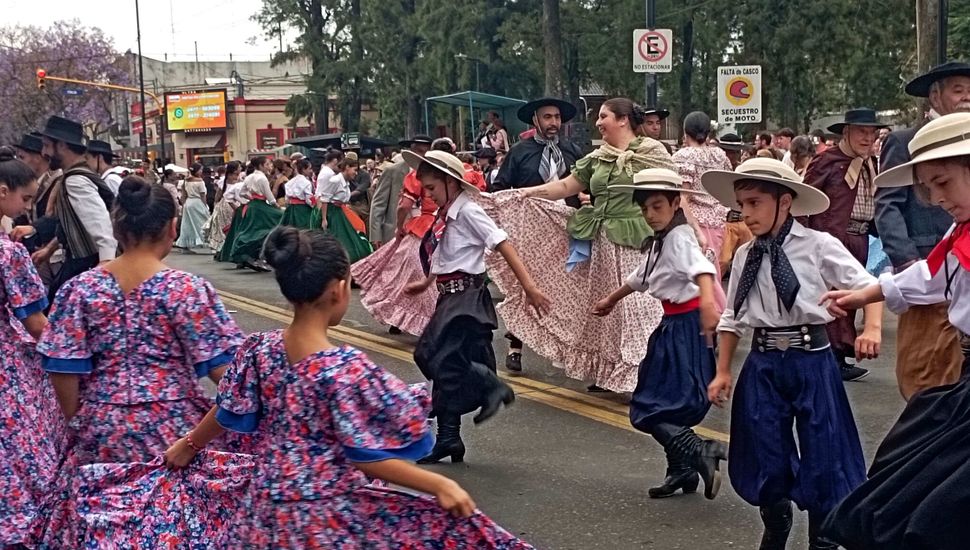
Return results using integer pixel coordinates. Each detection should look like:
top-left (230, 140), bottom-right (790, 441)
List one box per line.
top-left (181, 133), bottom-right (223, 149)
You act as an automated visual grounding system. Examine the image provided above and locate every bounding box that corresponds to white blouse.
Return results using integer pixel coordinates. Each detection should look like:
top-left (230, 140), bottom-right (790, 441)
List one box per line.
top-left (285, 174), bottom-right (315, 205)
top-left (317, 173), bottom-right (351, 203)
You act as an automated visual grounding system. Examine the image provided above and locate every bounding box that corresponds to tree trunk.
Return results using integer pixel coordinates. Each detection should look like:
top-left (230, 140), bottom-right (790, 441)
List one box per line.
top-left (344, 0), bottom-right (364, 132)
top-left (309, 0), bottom-right (329, 133)
top-left (917, 0), bottom-right (940, 74)
top-left (542, 0), bottom-right (564, 97)
top-left (678, 16), bottom-right (695, 120)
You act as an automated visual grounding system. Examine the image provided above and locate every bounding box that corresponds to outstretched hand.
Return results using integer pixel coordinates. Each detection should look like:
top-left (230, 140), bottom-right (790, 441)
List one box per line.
top-left (819, 289), bottom-right (866, 318)
top-left (524, 286), bottom-right (551, 318)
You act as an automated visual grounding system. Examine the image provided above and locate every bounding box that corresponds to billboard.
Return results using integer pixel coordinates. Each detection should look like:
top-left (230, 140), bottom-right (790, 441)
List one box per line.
top-left (164, 89), bottom-right (227, 131)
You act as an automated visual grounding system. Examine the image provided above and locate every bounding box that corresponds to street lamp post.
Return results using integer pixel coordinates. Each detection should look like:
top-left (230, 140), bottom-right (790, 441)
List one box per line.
top-left (645, 0), bottom-right (657, 108)
top-left (939, 0), bottom-right (949, 65)
top-left (135, 0), bottom-right (148, 162)
top-left (455, 53), bottom-right (481, 91)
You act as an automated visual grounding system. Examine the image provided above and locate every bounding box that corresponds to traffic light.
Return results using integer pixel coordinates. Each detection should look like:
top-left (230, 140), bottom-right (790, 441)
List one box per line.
top-left (36, 68), bottom-right (46, 89)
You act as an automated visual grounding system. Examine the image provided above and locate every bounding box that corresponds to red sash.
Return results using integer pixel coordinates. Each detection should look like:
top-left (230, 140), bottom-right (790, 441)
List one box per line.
top-left (661, 297), bottom-right (700, 315)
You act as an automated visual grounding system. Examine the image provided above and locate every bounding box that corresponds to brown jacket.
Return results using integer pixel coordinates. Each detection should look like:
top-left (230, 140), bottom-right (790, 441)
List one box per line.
top-left (802, 146), bottom-right (871, 244)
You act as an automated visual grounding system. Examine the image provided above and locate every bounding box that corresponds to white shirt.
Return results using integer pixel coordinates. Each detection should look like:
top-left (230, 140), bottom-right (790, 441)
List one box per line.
top-left (879, 225), bottom-right (970, 335)
top-left (718, 220), bottom-right (876, 335)
top-left (626, 224), bottom-right (716, 303)
top-left (285, 174), bottom-right (315, 204)
top-left (243, 172), bottom-right (276, 205)
top-left (314, 165), bottom-right (336, 198)
top-left (65, 173), bottom-right (118, 262)
top-left (222, 181), bottom-right (248, 206)
top-left (318, 173), bottom-right (351, 203)
top-left (431, 192), bottom-right (507, 275)
top-left (183, 179), bottom-right (207, 200)
top-left (101, 167), bottom-right (126, 196)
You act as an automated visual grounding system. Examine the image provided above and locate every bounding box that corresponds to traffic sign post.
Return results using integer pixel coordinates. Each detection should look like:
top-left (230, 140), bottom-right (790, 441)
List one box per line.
top-left (717, 65), bottom-right (762, 124)
top-left (633, 28), bottom-right (673, 73)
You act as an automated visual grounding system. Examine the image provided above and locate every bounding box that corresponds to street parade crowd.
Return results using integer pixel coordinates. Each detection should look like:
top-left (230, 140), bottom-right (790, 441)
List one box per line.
top-left (1, 60), bottom-right (970, 549)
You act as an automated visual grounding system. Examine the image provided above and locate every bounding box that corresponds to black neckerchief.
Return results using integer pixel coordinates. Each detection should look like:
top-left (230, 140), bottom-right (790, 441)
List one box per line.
top-left (637, 208), bottom-right (688, 284)
top-left (733, 215), bottom-right (801, 317)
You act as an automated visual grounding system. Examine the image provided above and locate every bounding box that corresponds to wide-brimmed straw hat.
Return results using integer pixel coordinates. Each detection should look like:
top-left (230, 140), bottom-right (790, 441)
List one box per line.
top-left (701, 157), bottom-right (830, 216)
top-left (827, 108), bottom-right (889, 134)
top-left (517, 97), bottom-right (577, 125)
top-left (402, 150), bottom-right (479, 195)
top-left (613, 168), bottom-right (707, 195)
top-left (875, 112), bottom-right (970, 188)
top-left (905, 61), bottom-right (970, 97)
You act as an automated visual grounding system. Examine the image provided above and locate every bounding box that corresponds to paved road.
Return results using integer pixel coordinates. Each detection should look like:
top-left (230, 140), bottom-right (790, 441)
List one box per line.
top-left (169, 250), bottom-right (907, 550)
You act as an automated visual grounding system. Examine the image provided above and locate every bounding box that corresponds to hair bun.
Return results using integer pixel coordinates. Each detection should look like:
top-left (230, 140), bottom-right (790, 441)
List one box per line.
top-left (630, 104), bottom-right (647, 125)
top-left (0, 146), bottom-right (17, 163)
top-left (263, 226), bottom-right (309, 271)
top-left (117, 177), bottom-right (152, 215)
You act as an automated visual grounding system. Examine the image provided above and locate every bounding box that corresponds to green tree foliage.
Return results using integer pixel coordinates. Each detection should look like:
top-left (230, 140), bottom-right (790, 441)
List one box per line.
top-left (254, 0), bottom-right (916, 138)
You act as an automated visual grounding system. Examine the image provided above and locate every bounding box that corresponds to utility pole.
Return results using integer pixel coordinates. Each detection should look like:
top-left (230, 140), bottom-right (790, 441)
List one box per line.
top-left (135, 0), bottom-right (149, 162)
top-left (939, 0), bottom-right (949, 65)
top-left (645, 0), bottom-right (657, 108)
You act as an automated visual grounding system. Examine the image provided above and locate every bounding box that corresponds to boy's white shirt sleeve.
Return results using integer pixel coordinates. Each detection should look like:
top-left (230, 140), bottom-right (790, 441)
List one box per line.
top-left (625, 256), bottom-right (651, 292)
top-left (878, 258), bottom-right (949, 314)
top-left (463, 203), bottom-right (507, 250)
top-left (717, 241), bottom-right (749, 337)
top-left (817, 232), bottom-right (878, 291)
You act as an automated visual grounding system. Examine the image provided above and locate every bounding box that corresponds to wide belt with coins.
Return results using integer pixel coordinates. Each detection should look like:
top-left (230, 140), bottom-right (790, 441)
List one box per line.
top-left (726, 210), bottom-right (744, 223)
top-left (961, 331), bottom-right (970, 358)
top-left (436, 273), bottom-right (486, 295)
top-left (751, 325), bottom-right (830, 353)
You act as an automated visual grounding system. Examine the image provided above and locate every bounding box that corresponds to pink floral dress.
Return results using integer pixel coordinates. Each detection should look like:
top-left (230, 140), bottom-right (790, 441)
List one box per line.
top-left (36, 268), bottom-right (250, 545)
top-left (0, 234), bottom-right (64, 546)
top-left (215, 330), bottom-right (534, 549)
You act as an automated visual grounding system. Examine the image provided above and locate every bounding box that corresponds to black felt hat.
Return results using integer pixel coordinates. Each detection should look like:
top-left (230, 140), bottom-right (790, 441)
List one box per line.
top-left (643, 106), bottom-right (670, 120)
top-left (905, 61), bottom-right (970, 98)
top-left (14, 133), bottom-right (43, 154)
top-left (398, 134), bottom-right (434, 147)
top-left (717, 133), bottom-right (745, 151)
top-left (473, 147), bottom-right (497, 159)
top-left (517, 97), bottom-right (577, 125)
top-left (40, 115), bottom-right (86, 148)
top-left (86, 140), bottom-right (119, 158)
top-left (826, 108), bottom-right (888, 134)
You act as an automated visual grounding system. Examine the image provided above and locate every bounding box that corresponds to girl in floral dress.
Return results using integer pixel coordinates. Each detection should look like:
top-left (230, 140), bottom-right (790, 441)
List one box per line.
top-left (350, 154), bottom-right (439, 336)
top-left (165, 227), bottom-right (535, 549)
top-left (0, 147), bottom-right (63, 547)
top-left (38, 176), bottom-right (249, 545)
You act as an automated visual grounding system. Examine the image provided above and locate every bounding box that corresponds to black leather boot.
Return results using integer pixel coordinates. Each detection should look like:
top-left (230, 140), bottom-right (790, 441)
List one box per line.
top-left (648, 447), bottom-right (699, 498)
top-left (758, 499), bottom-right (793, 550)
top-left (417, 414), bottom-right (465, 464)
top-left (670, 429), bottom-right (727, 500)
top-left (473, 363), bottom-right (515, 424)
top-left (808, 514), bottom-right (838, 550)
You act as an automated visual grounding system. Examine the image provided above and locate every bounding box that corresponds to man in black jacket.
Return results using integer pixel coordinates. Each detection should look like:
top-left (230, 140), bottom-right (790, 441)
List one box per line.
top-left (492, 97), bottom-right (583, 374)
top-left (875, 61), bottom-right (970, 399)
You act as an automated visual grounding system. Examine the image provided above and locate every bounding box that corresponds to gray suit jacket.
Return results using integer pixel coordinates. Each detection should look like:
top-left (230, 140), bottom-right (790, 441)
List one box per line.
top-left (369, 160), bottom-right (409, 243)
top-left (874, 128), bottom-right (953, 268)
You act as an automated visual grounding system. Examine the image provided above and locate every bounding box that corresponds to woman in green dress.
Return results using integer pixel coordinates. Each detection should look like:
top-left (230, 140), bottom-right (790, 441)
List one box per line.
top-left (310, 159), bottom-right (372, 263)
top-left (224, 156), bottom-right (283, 272)
top-left (279, 159), bottom-right (316, 229)
top-left (485, 98), bottom-right (674, 393)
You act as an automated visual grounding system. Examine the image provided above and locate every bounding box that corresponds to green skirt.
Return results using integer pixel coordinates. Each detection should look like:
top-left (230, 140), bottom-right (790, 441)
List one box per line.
top-left (310, 203), bottom-right (373, 263)
top-left (279, 203), bottom-right (315, 229)
top-left (215, 207), bottom-right (246, 262)
top-left (225, 200), bottom-right (284, 264)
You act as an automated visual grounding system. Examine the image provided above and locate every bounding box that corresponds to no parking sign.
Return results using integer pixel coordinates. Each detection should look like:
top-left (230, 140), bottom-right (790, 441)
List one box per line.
top-left (633, 29), bottom-right (672, 73)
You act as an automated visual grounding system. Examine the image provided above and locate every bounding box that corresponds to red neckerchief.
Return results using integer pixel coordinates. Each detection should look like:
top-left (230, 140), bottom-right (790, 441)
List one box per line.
top-left (927, 222), bottom-right (970, 276)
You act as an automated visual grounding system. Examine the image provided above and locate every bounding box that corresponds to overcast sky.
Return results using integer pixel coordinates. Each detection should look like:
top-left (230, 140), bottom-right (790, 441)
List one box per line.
top-left (1, 0), bottom-right (288, 61)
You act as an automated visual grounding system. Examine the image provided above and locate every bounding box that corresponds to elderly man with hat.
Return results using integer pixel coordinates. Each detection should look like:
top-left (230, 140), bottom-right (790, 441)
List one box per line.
top-left (36, 115), bottom-right (116, 304)
top-left (874, 61), bottom-right (970, 400)
top-left (491, 97), bottom-right (584, 373)
top-left (86, 140), bottom-right (127, 196)
top-left (369, 134), bottom-right (433, 250)
top-left (803, 108), bottom-right (888, 382)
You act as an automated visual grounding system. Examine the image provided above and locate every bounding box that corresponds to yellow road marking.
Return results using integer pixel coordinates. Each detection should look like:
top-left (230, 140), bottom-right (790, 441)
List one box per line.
top-left (218, 290), bottom-right (729, 442)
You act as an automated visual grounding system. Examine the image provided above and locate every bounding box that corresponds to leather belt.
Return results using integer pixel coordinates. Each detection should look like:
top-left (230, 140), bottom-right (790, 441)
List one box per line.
top-left (726, 210), bottom-right (744, 223)
top-left (751, 325), bottom-right (830, 353)
top-left (436, 273), bottom-right (485, 295)
top-left (846, 219), bottom-right (871, 236)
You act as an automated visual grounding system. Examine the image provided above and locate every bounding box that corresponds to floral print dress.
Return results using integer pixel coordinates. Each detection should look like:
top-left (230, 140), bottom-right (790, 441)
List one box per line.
top-left (0, 234), bottom-right (64, 546)
top-left (215, 330), bottom-right (534, 549)
top-left (36, 268), bottom-right (249, 545)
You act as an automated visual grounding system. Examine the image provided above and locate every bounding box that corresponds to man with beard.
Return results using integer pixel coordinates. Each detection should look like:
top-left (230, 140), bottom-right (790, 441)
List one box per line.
top-left (492, 97), bottom-right (583, 374)
top-left (874, 61), bottom-right (970, 399)
top-left (36, 116), bottom-right (116, 303)
top-left (804, 108), bottom-right (888, 382)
